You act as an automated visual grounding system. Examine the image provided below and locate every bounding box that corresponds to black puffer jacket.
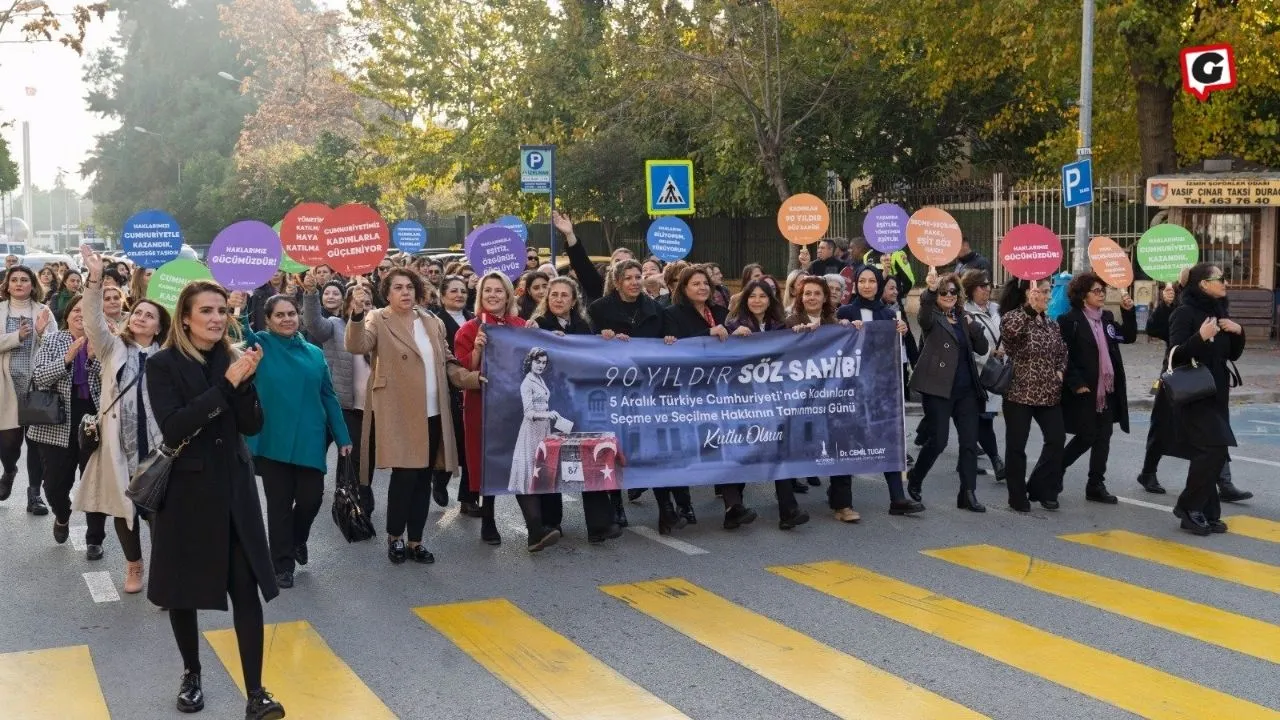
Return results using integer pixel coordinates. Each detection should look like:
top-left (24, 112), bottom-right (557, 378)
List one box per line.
top-left (587, 292), bottom-right (669, 339)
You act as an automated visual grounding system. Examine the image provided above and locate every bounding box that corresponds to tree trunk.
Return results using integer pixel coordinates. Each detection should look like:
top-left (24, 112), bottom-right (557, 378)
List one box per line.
top-left (759, 143), bottom-right (804, 272)
top-left (602, 219), bottom-right (616, 252)
top-left (1133, 77), bottom-right (1178, 179)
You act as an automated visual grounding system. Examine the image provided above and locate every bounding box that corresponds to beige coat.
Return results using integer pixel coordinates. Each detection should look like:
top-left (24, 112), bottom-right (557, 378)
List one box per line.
top-left (73, 284), bottom-right (161, 528)
top-left (0, 300), bottom-right (56, 432)
top-left (345, 307), bottom-right (479, 485)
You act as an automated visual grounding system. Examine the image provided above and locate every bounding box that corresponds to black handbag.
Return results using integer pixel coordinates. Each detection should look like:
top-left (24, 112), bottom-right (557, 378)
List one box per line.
top-left (331, 455), bottom-right (375, 543)
top-left (979, 348), bottom-right (1012, 394)
top-left (18, 378), bottom-right (64, 427)
top-left (78, 370), bottom-right (141, 460)
top-left (126, 426), bottom-right (203, 514)
top-left (1159, 346), bottom-right (1217, 406)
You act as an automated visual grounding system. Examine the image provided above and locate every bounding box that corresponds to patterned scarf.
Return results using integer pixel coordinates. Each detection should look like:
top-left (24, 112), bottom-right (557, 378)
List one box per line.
top-left (1083, 306), bottom-right (1114, 411)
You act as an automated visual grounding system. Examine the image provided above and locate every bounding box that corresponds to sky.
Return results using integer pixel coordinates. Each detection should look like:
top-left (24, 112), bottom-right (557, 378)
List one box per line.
top-left (1, 0), bottom-right (347, 195)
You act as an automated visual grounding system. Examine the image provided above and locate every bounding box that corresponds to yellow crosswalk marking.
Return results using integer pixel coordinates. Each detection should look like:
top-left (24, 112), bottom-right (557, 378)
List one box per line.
top-left (600, 577), bottom-right (987, 720)
top-left (416, 598), bottom-right (687, 720)
top-left (0, 645), bottom-right (110, 719)
top-left (925, 544), bottom-right (1280, 665)
top-left (1061, 530), bottom-right (1280, 594)
top-left (206, 620), bottom-right (395, 719)
top-left (1228, 516), bottom-right (1280, 545)
top-left (771, 560), bottom-right (1280, 720)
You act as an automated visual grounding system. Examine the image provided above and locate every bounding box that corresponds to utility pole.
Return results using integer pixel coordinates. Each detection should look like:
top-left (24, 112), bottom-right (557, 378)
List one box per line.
top-left (1073, 0), bottom-right (1095, 273)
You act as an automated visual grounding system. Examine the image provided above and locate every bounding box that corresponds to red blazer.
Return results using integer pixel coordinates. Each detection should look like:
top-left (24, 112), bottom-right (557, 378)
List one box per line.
top-left (454, 312), bottom-right (525, 493)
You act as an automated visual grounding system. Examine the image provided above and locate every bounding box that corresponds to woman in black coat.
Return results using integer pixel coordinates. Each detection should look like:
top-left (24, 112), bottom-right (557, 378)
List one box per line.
top-left (906, 267), bottom-right (989, 512)
top-left (1159, 263), bottom-right (1245, 536)
top-left (146, 280), bottom-right (284, 720)
top-left (1145, 282), bottom-right (1177, 343)
top-left (1057, 272), bottom-right (1136, 505)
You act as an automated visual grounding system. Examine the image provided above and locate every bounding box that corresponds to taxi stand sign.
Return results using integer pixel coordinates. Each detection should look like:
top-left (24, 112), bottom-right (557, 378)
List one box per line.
top-left (645, 159), bottom-right (695, 216)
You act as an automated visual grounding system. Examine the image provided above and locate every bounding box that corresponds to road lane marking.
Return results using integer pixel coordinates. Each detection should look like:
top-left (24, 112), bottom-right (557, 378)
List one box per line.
top-left (82, 571), bottom-right (119, 603)
top-left (416, 598), bottom-right (687, 720)
top-left (1232, 454), bottom-right (1280, 469)
top-left (71, 525), bottom-right (87, 551)
top-left (0, 645), bottom-right (110, 719)
top-left (925, 544), bottom-right (1280, 665)
top-left (625, 525), bottom-right (709, 555)
top-left (206, 620), bottom-right (395, 719)
top-left (1061, 530), bottom-right (1280, 594)
top-left (1115, 495), bottom-right (1173, 512)
top-left (1225, 516), bottom-right (1280, 545)
top-left (435, 506), bottom-right (460, 529)
top-left (600, 577), bottom-right (987, 719)
top-left (770, 560), bottom-right (1280, 720)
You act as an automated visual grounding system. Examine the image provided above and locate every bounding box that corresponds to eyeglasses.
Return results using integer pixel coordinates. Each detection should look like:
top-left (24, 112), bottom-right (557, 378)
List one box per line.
top-left (1088, 287), bottom-right (1106, 295)
top-left (937, 288), bottom-right (959, 297)
top-left (1206, 276), bottom-right (1225, 283)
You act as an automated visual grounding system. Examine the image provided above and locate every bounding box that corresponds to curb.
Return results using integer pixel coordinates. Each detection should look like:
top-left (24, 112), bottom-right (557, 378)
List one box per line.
top-left (904, 389), bottom-right (1280, 416)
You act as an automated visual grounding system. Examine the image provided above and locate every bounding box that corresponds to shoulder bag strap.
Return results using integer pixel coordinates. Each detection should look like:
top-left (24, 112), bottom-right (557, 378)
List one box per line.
top-left (94, 367), bottom-right (142, 421)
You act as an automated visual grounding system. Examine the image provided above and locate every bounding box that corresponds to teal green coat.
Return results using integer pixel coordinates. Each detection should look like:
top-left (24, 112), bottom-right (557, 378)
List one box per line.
top-left (244, 329), bottom-right (350, 472)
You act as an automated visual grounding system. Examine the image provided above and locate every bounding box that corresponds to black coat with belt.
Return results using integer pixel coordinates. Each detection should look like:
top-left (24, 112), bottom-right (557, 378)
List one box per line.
top-left (1057, 306), bottom-right (1137, 435)
top-left (145, 343), bottom-right (277, 610)
top-left (1152, 288), bottom-right (1244, 454)
top-left (908, 289), bottom-right (988, 401)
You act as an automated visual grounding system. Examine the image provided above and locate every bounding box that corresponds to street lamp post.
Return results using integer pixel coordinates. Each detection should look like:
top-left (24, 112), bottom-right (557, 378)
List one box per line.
top-left (133, 126), bottom-right (182, 185)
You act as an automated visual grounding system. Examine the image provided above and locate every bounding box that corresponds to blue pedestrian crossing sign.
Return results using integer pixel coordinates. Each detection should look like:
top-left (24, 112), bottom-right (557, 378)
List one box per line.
top-left (646, 159), bottom-right (695, 216)
top-left (1062, 158), bottom-right (1093, 209)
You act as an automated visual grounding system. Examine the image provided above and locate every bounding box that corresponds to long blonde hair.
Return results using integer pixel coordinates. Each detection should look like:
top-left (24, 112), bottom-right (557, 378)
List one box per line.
top-left (472, 271), bottom-right (517, 317)
top-left (165, 280), bottom-right (239, 363)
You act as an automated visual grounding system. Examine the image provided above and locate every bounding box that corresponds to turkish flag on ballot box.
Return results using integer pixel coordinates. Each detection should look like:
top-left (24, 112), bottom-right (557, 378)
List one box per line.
top-left (533, 433), bottom-right (624, 493)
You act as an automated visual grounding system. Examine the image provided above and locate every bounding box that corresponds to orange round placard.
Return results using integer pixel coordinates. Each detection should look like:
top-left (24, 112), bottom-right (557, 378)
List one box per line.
top-left (777, 193), bottom-right (830, 245)
top-left (905, 207), bottom-right (962, 266)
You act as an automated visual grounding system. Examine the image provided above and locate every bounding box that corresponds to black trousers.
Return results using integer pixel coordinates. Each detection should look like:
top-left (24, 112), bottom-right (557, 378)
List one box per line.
top-left (775, 480), bottom-right (798, 513)
top-left (1179, 445), bottom-right (1226, 521)
top-left (651, 486), bottom-right (691, 513)
top-left (168, 522), bottom-right (264, 692)
top-left (1003, 400), bottom-right (1065, 503)
top-left (910, 389), bottom-right (981, 492)
top-left (581, 490), bottom-right (614, 533)
top-left (826, 473), bottom-right (906, 510)
top-left (977, 415), bottom-right (1001, 461)
top-left (385, 415), bottom-right (442, 543)
top-left (39, 398), bottom-right (94, 523)
top-left (516, 492), bottom-right (564, 536)
top-left (257, 458), bottom-right (325, 574)
top-left (0, 429), bottom-right (43, 489)
top-left (1062, 404), bottom-right (1114, 486)
top-left (86, 513), bottom-right (146, 561)
top-left (1142, 425), bottom-right (1234, 485)
top-left (716, 483), bottom-right (746, 508)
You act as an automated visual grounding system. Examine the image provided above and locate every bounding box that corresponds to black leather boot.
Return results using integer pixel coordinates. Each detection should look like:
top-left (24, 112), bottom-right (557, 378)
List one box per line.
top-left (176, 670), bottom-right (203, 713)
top-left (1218, 480), bottom-right (1253, 503)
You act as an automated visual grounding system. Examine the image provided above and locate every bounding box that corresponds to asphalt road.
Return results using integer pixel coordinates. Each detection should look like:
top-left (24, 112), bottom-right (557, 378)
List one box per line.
top-left (2, 404), bottom-right (1278, 719)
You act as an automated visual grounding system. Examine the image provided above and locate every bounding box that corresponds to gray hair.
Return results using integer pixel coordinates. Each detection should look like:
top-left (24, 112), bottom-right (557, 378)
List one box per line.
top-left (823, 273), bottom-right (846, 295)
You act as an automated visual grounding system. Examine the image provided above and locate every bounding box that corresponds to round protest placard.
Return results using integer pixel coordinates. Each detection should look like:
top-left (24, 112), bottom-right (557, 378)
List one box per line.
top-left (392, 220), bottom-right (428, 254)
top-left (905, 207), bottom-right (962, 266)
top-left (146, 258), bottom-right (213, 314)
top-left (206, 220), bottom-right (282, 291)
top-left (280, 202), bottom-right (331, 266)
top-left (1136, 223), bottom-right (1199, 283)
top-left (862, 203), bottom-right (909, 253)
top-left (998, 223), bottom-right (1063, 281)
top-left (777, 193), bottom-right (830, 245)
top-left (320, 203), bottom-right (389, 276)
top-left (465, 224), bottom-right (525, 279)
top-left (1088, 236), bottom-right (1134, 288)
top-left (122, 209), bottom-right (183, 268)
top-left (496, 215), bottom-right (529, 243)
top-left (646, 217), bottom-right (693, 262)
top-left (273, 221), bottom-right (309, 272)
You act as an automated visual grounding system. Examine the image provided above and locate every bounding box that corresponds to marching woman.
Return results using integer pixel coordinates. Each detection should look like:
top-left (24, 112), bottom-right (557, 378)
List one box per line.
top-left (998, 278), bottom-right (1068, 511)
top-left (75, 245), bottom-right (169, 592)
top-left (961, 270), bottom-right (1005, 480)
top-left (29, 294), bottom-right (101, 548)
top-left (431, 275), bottom-right (478, 514)
top-left (836, 267), bottom-right (925, 516)
top-left (666, 265), bottom-right (750, 531)
top-left (455, 271), bottom-right (535, 547)
top-left (346, 268), bottom-right (480, 563)
top-left (102, 283), bottom-right (129, 330)
top-left (1058, 272), bottom-right (1135, 504)
top-left (528, 276), bottom-right (623, 543)
top-left (245, 293), bottom-right (351, 589)
top-left (1161, 263), bottom-right (1244, 535)
top-left (0, 266), bottom-right (57, 515)
top-left (726, 279), bottom-right (811, 529)
top-left (586, 259), bottom-right (671, 528)
top-left (905, 267), bottom-right (990, 512)
top-left (146, 281), bottom-right (285, 719)
top-left (880, 274), bottom-right (919, 402)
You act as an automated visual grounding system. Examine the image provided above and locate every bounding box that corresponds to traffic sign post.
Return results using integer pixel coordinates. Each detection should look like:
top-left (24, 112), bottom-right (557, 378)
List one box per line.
top-left (645, 160), bottom-right (695, 216)
top-left (520, 145), bottom-right (556, 263)
top-left (1062, 158), bottom-right (1094, 209)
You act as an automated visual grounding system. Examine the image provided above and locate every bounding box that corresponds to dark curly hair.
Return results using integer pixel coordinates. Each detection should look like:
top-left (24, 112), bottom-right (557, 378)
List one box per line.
top-left (379, 267), bottom-right (426, 305)
top-left (522, 347), bottom-right (549, 375)
top-left (1067, 272), bottom-right (1104, 309)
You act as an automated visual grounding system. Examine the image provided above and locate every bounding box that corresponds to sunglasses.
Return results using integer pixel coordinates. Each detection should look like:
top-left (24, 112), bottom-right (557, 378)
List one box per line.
top-left (1206, 276), bottom-right (1225, 283)
top-left (937, 288), bottom-right (960, 297)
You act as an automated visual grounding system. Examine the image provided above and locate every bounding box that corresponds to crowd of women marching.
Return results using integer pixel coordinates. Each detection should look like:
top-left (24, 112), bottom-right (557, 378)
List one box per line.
top-left (0, 218), bottom-right (1251, 718)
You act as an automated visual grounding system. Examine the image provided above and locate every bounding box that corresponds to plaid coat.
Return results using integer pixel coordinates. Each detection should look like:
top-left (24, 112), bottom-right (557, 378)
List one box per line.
top-left (27, 331), bottom-right (102, 447)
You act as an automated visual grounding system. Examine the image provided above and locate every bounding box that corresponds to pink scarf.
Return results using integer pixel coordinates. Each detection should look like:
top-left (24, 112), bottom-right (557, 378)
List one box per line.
top-left (1083, 306), bottom-right (1114, 411)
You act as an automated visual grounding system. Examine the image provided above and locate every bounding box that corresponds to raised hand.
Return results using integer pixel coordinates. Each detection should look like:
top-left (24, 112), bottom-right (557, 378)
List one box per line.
top-left (1199, 317), bottom-right (1220, 341)
top-left (80, 244), bottom-right (103, 280)
top-left (35, 308), bottom-right (52, 335)
top-left (925, 266), bottom-right (939, 292)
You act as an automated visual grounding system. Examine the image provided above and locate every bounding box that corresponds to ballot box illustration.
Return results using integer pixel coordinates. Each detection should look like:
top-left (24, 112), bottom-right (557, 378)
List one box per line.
top-left (532, 432), bottom-right (625, 493)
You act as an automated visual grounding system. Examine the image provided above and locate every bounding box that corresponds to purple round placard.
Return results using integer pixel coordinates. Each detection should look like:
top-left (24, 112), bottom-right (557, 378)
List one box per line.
top-left (862, 203), bottom-right (910, 253)
top-left (465, 224), bottom-right (526, 280)
top-left (206, 220), bottom-right (283, 291)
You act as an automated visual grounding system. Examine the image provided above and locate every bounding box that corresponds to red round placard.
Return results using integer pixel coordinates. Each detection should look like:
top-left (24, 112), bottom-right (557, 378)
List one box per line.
top-left (999, 223), bottom-right (1063, 280)
top-left (280, 202), bottom-right (331, 266)
top-left (321, 204), bottom-right (389, 276)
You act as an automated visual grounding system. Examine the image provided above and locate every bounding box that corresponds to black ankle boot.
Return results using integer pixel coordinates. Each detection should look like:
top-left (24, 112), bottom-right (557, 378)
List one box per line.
top-left (27, 487), bottom-right (48, 516)
top-left (480, 519), bottom-right (502, 546)
top-left (176, 670), bottom-right (204, 713)
top-left (658, 504), bottom-right (686, 535)
top-left (0, 469), bottom-right (13, 501)
top-left (991, 456), bottom-right (1006, 482)
top-left (678, 502), bottom-right (697, 525)
top-left (957, 488), bottom-right (986, 513)
top-left (906, 472), bottom-right (923, 502)
top-left (1218, 480), bottom-right (1253, 503)
top-left (1136, 472), bottom-right (1166, 494)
